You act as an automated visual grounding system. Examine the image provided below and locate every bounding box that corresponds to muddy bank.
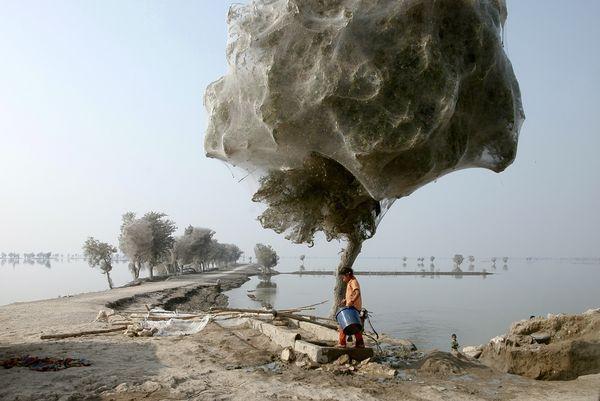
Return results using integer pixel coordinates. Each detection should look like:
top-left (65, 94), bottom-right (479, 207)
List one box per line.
top-left (476, 308), bottom-right (600, 380)
top-left (105, 266), bottom-right (256, 313)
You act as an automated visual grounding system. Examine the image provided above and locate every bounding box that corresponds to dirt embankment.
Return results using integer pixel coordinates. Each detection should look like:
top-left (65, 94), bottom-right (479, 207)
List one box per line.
top-left (477, 308), bottom-right (600, 380)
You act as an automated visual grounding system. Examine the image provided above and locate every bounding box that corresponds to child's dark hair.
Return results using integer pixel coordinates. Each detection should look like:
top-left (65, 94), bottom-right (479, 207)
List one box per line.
top-left (339, 267), bottom-right (354, 276)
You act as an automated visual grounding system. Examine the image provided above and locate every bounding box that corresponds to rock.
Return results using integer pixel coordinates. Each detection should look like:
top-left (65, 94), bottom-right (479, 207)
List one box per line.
top-left (418, 351), bottom-right (482, 377)
top-left (280, 347), bottom-right (296, 363)
top-left (138, 329), bottom-right (155, 337)
top-left (462, 345), bottom-right (483, 359)
top-left (530, 332), bottom-right (551, 344)
top-left (334, 354), bottom-right (350, 365)
top-left (358, 357), bottom-right (371, 367)
top-left (294, 360), bottom-right (307, 368)
top-left (359, 362), bottom-right (397, 378)
top-left (125, 330), bottom-right (137, 338)
top-left (114, 383), bottom-right (129, 393)
top-left (139, 381), bottom-right (161, 393)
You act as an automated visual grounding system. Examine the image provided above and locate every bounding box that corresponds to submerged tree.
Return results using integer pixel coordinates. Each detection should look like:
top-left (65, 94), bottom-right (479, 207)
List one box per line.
top-left (453, 254), bottom-right (465, 272)
top-left (83, 237), bottom-right (117, 289)
top-left (254, 243), bottom-right (279, 273)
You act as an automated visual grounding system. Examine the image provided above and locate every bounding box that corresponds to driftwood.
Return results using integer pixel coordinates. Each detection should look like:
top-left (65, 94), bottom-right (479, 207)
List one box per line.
top-left (292, 313), bottom-right (336, 323)
top-left (41, 326), bottom-right (128, 340)
top-left (211, 307), bottom-right (277, 315)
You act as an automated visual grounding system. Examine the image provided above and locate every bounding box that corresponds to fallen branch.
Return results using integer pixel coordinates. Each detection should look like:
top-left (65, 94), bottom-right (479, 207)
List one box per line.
top-left (41, 326), bottom-right (128, 340)
top-left (277, 313), bottom-right (338, 330)
top-left (211, 307), bottom-right (277, 315)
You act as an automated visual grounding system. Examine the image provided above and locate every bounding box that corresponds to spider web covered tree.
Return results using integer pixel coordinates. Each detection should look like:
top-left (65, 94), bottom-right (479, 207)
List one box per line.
top-left (205, 0), bottom-right (524, 316)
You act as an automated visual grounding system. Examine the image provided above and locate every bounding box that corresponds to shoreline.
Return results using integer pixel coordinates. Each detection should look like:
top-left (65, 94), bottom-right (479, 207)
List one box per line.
top-left (285, 270), bottom-right (492, 276)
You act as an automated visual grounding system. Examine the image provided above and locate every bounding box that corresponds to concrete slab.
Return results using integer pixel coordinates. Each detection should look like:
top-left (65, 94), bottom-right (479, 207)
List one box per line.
top-left (247, 319), bottom-right (300, 348)
top-left (294, 339), bottom-right (374, 363)
top-left (297, 321), bottom-right (338, 343)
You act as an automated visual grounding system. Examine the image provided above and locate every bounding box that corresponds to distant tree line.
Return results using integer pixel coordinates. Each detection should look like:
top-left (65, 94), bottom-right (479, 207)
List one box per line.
top-left (83, 211), bottom-right (245, 289)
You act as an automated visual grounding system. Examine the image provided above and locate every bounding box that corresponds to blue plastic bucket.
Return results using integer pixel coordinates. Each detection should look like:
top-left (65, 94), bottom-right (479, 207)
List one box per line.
top-left (336, 307), bottom-right (362, 335)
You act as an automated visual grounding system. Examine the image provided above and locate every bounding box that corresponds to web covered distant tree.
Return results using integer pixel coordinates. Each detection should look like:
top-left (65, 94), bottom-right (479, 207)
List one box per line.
top-left (173, 226), bottom-right (215, 272)
top-left (254, 243), bottom-right (279, 273)
top-left (119, 211), bottom-right (176, 279)
top-left (144, 212), bottom-right (177, 279)
top-left (119, 212), bottom-right (152, 279)
top-left (83, 237), bottom-right (117, 289)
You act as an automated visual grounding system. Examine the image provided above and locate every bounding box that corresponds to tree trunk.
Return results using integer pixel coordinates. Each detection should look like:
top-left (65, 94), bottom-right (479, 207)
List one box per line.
top-left (135, 261), bottom-right (142, 279)
top-left (149, 264), bottom-right (154, 279)
top-left (106, 271), bottom-right (114, 289)
top-left (329, 236), bottom-right (363, 318)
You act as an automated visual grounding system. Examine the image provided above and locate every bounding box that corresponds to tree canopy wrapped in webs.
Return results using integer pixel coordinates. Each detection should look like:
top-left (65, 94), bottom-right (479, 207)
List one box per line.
top-left (252, 154), bottom-right (380, 246)
top-left (205, 0), bottom-right (524, 201)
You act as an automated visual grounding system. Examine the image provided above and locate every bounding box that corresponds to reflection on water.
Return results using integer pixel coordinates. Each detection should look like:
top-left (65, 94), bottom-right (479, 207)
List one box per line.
top-left (251, 274), bottom-right (278, 309)
top-left (0, 259), bottom-right (52, 269)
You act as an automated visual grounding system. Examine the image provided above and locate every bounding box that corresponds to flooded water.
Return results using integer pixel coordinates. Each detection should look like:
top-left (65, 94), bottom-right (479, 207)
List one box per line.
top-left (225, 257), bottom-right (600, 351)
top-left (1, 256), bottom-right (598, 351)
top-left (0, 259), bottom-right (138, 305)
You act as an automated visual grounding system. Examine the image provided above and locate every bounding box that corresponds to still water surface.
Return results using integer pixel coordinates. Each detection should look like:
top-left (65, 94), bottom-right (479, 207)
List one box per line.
top-left (226, 257), bottom-right (600, 350)
top-left (0, 259), bottom-right (135, 305)
top-left (1, 257), bottom-right (598, 350)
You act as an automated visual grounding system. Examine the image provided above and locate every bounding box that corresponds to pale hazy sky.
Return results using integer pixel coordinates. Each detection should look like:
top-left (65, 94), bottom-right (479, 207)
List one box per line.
top-left (0, 1), bottom-right (598, 259)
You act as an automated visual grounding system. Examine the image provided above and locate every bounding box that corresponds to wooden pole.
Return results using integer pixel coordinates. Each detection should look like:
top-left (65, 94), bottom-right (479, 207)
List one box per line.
top-left (41, 326), bottom-right (128, 340)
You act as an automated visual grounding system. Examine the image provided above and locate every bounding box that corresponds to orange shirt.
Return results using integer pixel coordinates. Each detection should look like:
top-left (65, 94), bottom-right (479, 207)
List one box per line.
top-left (345, 276), bottom-right (362, 310)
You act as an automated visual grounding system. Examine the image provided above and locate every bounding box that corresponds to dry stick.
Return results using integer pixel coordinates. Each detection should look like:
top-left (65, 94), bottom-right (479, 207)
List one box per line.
top-left (292, 313), bottom-right (336, 323)
top-left (128, 313), bottom-right (204, 320)
top-left (211, 307), bottom-right (277, 315)
top-left (215, 313), bottom-right (275, 321)
top-left (277, 313), bottom-right (338, 330)
top-left (41, 326), bottom-right (128, 340)
top-left (211, 307), bottom-right (337, 329)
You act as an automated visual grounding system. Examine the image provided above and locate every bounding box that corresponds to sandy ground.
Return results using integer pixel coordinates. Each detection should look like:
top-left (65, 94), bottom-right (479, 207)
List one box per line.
top-left (0, 265), bottom-right (598, 401)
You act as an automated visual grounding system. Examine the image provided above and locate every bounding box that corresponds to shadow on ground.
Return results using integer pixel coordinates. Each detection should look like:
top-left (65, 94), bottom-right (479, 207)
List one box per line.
top-left (0, 339), bottom-right (164, 401)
